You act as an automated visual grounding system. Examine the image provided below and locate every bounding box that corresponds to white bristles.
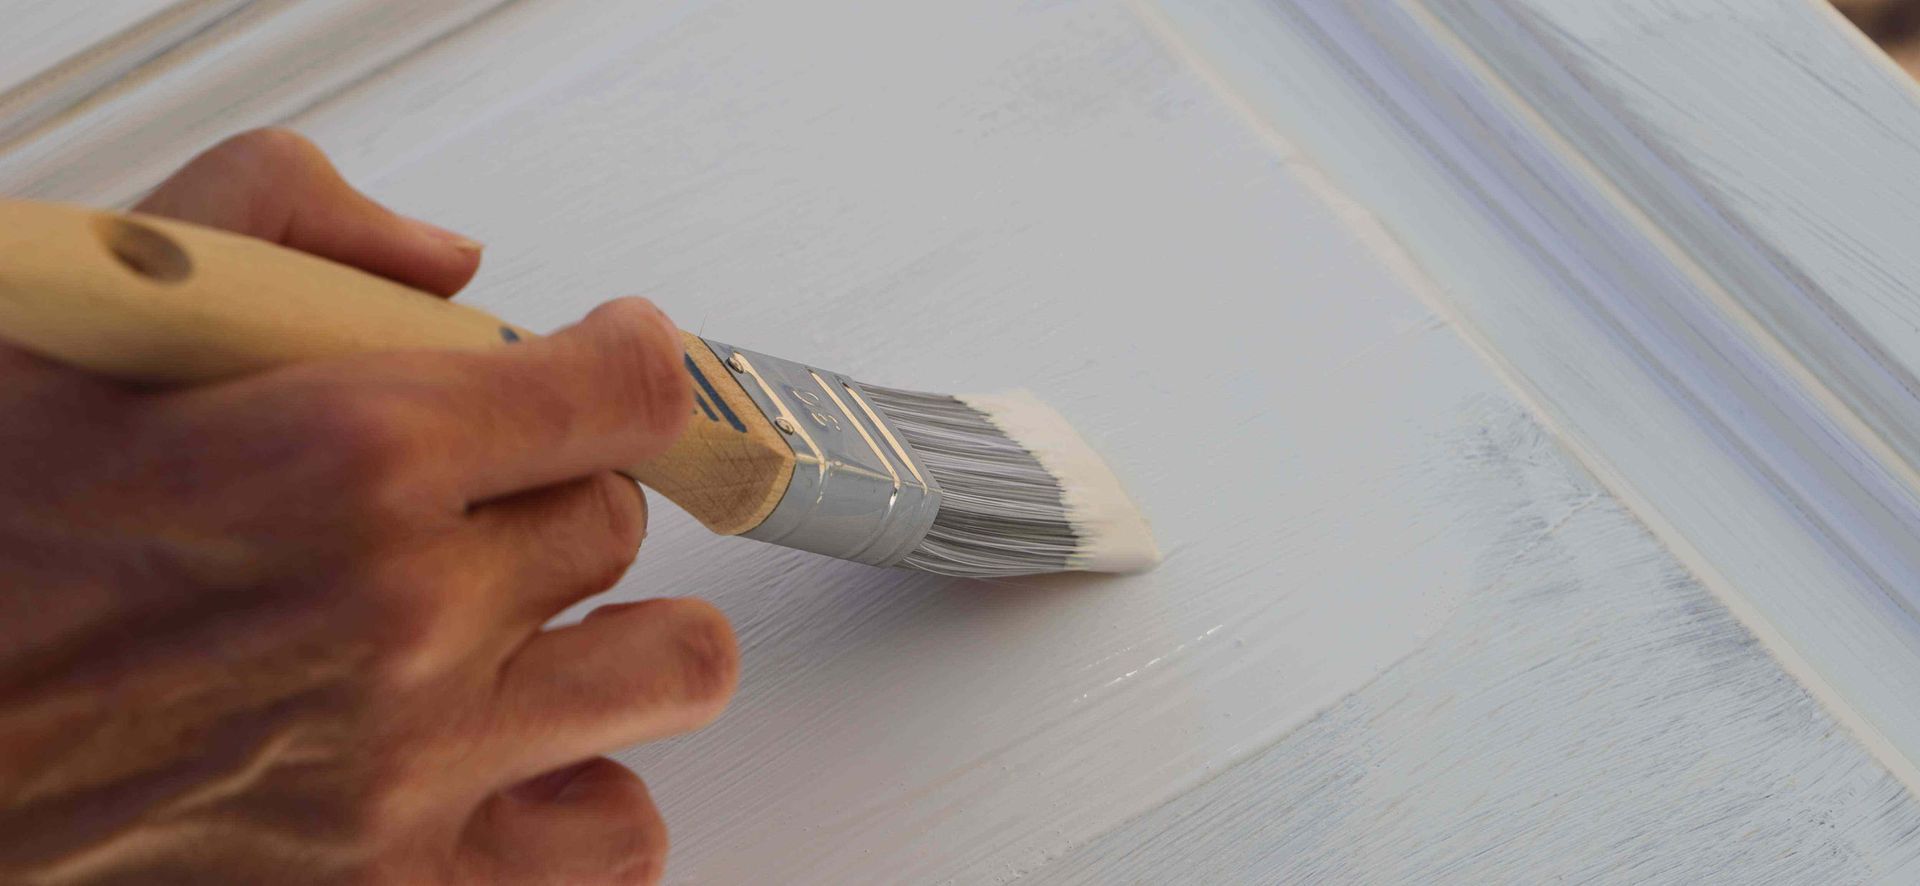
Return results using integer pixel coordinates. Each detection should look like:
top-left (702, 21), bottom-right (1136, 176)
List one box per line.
top-left (862, 385), bottom-right (1160, 577)
top-left (959, 391), bottom-right (1161, 573)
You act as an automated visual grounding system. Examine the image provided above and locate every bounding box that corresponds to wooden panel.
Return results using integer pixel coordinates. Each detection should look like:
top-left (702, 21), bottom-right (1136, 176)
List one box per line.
top-left (1439, 0), bottom-right (1920, 472)
top-left (1149, 0), bottom-right (1920, 799)
top-left (1044, 405), bottom-right (1920, 882)
top-left (7, 0), bottom-right (1920, 880)
top-left (294, 3), bottom-right (1499, 877)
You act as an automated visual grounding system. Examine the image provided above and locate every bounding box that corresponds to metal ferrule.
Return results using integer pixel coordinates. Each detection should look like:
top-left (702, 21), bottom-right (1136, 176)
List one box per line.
top-left (702, 338), bottom-right (942, 567)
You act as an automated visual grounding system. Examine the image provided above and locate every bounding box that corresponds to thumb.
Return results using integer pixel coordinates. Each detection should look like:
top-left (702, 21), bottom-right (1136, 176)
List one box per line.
top-left (133, 128), bottom-right (483, 297)
top-left (461, 758), bottom-right (669, 885)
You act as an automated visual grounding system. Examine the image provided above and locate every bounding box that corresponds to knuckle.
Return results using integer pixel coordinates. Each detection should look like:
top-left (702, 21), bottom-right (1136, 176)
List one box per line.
top-left (664, 599), bottom-right (739, 719)
top-left (526, 475), bottom-right (647, 596)
top-left (617, 844), bottom-right (668, 886)
top-left (350, 749), bottom-right (441, 839)
top-left (589, 473), bottom-right (648, 569)
top-left (365, 596), bottom-right (446, 680)
top-left (589, 598), bottom-right (736, 723)
top-left (151, 128), bottom-right (342, 234)
top-left (205, 127), bottom-right (327, 177)
top-left (590, 298), bottom-right (692, 444)
top-left (334, 553), bottom-right (467, 686)
top-left (597, 776), bottom-right (669, 886)
top-left (376, 594), bottom-right (480, 688)
top-left (287, 388), bottom-right (435, 507)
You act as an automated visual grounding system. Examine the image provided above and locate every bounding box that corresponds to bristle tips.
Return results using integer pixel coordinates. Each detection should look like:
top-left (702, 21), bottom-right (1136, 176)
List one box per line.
top-left (956, 391), bottom-right (1161, 574)
top-left (861, 383), bottom-right (1159, 577)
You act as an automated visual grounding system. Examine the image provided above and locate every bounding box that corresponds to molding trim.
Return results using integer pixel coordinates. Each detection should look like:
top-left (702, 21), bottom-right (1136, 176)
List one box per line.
top-left (0, 0), bottom-right (512, 207)
top-left (1145, 0), bottom-right (1920, 788)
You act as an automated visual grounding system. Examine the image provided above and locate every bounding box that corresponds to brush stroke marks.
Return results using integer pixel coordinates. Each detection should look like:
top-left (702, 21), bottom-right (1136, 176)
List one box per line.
top-left (1418, 0), bottom-right (1920, 788)
top-left (7, 0), bottom-right (1920, 880)
top-left (295, 6), bottom-right (1489, 877)
top-left (1146, 0), bottom-right (1920, 797)
top-left (1043, 402), bottom-right (1920, 882)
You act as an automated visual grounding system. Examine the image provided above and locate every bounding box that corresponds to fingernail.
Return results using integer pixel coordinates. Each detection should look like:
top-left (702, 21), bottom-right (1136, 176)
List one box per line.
top-left (408, 217), bottom-right (484, 254)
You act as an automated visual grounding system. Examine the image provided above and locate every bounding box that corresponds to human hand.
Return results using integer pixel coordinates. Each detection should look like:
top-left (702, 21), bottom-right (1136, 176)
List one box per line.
top-left (0, 130), bottom-right (738, 884)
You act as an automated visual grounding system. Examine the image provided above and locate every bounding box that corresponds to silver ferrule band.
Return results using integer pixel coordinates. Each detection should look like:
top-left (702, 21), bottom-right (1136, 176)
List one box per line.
top-left (701, 338), bottom-right (941, 567)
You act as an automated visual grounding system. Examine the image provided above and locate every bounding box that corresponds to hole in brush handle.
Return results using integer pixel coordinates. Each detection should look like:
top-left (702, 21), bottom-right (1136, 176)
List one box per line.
top-left (93, 215), bottom-right (192, 284)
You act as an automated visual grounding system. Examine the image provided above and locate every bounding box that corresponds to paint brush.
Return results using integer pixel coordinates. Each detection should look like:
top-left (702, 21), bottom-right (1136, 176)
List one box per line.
top-left (0, 199), bottom-right (1159, 577)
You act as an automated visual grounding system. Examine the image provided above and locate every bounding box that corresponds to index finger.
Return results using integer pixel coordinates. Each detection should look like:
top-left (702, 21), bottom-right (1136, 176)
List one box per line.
top-left (429, 297), bottom-right (694, 502)
top-left (0, 339), bottom-right (140, 415)
top-left (170, 297), bottom-right (693, 506)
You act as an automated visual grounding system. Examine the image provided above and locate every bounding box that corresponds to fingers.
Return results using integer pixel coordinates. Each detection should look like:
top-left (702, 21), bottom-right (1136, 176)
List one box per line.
top-left (468, 472), bottom-right (649, 623)
top-left (420, 298), bottom-right (694, 502)
top-left (0, 344), bottom-right (142, 441)
top-left (487, 599), bottom-right (737, 779)
top-left (462, 758), bottom-right (667, 885)
top-left (0, 341), bottom-right (104, 392)
top-left (134, 128), bottom-right (482, 296)
top-left (162, 297), bottom-right (692, 508)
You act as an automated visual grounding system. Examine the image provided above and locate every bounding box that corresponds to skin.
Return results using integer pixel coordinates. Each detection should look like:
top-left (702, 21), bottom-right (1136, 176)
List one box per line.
top-left (0, 130), bottom-right (739, 884)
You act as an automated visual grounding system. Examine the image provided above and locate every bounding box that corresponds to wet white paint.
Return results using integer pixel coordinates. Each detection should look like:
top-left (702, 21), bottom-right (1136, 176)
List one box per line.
top-left (7, 0), bottom-right (1920, 880)
top-left (957, 390), bottom-right (1161, 574)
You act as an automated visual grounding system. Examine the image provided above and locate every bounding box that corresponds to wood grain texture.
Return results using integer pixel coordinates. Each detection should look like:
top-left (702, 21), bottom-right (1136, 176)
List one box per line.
top-left (1149, 0), bottom-right (1920, 799)
top-left (6, 0), bottom-right (1920, 881)
top-left (1410, 0), bottom-right (1920, 785)
top-left (1042, 402), bottom-right (1920, 883)
top-left (634, 334), bottom-right (793, 536)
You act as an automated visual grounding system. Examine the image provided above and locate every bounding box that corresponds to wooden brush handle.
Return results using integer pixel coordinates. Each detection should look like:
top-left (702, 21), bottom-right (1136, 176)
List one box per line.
top-left (0, 199), bottom-right (792, 536)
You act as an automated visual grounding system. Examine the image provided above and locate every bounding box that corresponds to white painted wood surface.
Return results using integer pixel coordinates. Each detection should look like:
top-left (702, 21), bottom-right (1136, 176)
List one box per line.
top-left (7, 0), bottom-right (1920, 882)
top-left (0, 0), bottom-right (507, 203)
top-left (1150, 0), bottom-right (1920, 798)
top-left (0, 0), bottom-right (176, 98)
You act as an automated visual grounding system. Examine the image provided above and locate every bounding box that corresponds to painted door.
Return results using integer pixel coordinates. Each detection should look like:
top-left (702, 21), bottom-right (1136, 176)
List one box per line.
top-left (5, 0), bottom-right (1918, 881)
